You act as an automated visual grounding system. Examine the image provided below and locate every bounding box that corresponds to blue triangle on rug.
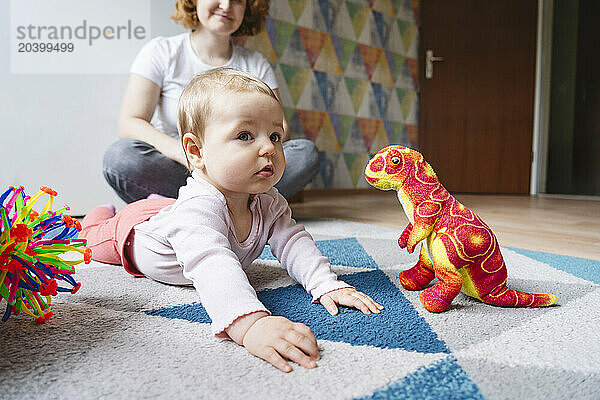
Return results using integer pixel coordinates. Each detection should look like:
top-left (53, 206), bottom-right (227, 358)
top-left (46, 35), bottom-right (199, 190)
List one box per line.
top-left (145, 269), bottom-right (449, 354)
top-left (259, 237), bottom-right (379, 269)
top-left (355, 356), bottom-right (485, 400)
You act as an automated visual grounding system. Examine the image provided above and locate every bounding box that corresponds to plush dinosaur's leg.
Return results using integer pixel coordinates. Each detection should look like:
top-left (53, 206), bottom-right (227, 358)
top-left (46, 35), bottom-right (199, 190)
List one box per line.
top-left (420, 238), bottom-right (463, 312)
top-left (399, 245), bottom-right (435, 290)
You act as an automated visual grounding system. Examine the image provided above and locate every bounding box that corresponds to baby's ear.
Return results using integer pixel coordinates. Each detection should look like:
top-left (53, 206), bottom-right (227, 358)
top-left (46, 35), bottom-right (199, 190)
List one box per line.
top-left (182, 132), bottom-right (204, 171)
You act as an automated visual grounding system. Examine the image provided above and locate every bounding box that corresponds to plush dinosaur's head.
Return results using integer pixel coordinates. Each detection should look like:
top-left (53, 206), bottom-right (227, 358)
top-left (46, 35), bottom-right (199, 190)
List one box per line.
top-left (364, 145), bottom-right (438, 191)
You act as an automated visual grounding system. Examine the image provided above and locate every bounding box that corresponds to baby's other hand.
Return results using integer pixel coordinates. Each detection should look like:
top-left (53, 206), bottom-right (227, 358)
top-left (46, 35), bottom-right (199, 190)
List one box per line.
top-left (319, 288), bottom-right (384, 316)
top-left (243, 316), bottom-right (319, 373)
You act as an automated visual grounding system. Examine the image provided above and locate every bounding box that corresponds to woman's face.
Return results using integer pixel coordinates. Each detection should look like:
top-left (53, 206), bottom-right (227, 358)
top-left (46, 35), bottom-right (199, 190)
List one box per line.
top-left (195, 0), bottom-right (247, 36)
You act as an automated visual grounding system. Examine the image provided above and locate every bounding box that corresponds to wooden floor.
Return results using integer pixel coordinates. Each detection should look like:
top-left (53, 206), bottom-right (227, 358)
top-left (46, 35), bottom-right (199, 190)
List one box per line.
top-left (290, 190), bottom-right (600, 261)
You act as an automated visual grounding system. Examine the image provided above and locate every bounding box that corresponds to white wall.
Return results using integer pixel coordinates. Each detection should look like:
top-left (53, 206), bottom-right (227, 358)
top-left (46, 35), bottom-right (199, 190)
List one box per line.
top-left (1, 1), bottom-right (185, 215)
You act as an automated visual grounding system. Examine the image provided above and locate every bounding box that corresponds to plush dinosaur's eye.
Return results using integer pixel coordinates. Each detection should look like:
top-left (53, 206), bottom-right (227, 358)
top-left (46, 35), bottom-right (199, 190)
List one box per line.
top-left (391, 157), bottom-right (400, 165)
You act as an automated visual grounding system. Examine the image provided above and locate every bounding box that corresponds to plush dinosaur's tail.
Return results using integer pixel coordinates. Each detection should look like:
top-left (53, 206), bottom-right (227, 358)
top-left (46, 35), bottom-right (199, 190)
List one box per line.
top-left (480, 285), bottom-right (557, 308)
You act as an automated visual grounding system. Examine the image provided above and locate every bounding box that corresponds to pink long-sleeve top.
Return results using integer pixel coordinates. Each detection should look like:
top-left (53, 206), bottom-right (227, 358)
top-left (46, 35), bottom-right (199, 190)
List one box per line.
top-left (133, 172), bottom-right (351, 337)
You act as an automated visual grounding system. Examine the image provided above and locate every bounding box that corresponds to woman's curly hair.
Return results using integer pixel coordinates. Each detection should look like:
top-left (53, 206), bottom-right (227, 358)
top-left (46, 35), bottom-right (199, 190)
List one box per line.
top-left (171, 0), bottom-right (270, 37)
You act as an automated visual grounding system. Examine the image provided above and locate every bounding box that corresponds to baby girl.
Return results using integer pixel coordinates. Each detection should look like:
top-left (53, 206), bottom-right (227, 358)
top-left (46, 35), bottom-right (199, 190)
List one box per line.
top-left (81, 68), bottom-right (383, 372)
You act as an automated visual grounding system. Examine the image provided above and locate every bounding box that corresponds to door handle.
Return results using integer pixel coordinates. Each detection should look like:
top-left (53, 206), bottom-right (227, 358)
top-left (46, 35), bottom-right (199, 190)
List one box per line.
top-left (425, 49), bottom-right (444, 79)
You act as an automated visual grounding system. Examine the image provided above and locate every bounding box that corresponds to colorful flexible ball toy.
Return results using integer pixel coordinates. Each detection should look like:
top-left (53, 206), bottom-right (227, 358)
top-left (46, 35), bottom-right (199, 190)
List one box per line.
top-left (0, 186), bottom-right (89, 323)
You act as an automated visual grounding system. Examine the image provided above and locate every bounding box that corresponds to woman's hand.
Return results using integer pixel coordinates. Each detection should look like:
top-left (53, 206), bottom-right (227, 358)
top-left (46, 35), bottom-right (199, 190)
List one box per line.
top-left (319, 288), bottom-right (384, 316)
top-left (242, 315), bottom-right (320, 373)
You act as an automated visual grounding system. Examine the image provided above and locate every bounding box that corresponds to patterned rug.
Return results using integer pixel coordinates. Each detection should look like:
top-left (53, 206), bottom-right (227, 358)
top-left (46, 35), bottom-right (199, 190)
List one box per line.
top-left (2, 219), bottom-right (599, 399)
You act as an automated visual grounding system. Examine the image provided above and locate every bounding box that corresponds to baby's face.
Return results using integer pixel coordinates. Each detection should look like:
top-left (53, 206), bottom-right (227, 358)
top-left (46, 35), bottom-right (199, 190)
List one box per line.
top-left (198, 90), bottom-right (285, 197)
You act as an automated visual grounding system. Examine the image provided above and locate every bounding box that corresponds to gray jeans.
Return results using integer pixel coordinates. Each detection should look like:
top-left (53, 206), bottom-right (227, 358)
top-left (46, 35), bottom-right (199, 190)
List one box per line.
top-left (103, 138), bottom-right (320, 203)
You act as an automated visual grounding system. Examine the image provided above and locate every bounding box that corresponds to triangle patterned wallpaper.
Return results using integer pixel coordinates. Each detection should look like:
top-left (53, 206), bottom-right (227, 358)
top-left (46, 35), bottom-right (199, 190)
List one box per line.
top-left (235, 0), bottom-right (420, 189)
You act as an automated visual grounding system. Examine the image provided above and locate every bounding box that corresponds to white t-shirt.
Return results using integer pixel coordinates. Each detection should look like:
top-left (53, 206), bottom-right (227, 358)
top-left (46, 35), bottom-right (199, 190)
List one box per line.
top-left (131, 33), bottom-right (279, 137)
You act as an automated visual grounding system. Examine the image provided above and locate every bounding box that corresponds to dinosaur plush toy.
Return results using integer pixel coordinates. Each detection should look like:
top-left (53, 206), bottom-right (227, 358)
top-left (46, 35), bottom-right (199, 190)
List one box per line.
top-left (364, 145), bottom-right (557, 312)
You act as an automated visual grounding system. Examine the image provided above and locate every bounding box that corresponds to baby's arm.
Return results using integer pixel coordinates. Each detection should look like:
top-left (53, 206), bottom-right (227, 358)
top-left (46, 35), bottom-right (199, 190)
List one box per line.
top-left (267, 212), bottom-right (350, 299)
top-left (166, 199), bottom-right (320, 372)
top-left (267, 199), bottom-right (383, 314)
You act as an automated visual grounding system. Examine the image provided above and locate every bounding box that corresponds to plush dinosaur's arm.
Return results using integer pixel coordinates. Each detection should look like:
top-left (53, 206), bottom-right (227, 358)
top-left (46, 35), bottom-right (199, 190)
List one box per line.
top-left (405, 200), bottom-right (442, 253)
top-left (398, 223), bottom-right (413, 249)
top-left (406, 223), bottom-right (432, 253)
top-left (399, 222), bottom-right (431, 253)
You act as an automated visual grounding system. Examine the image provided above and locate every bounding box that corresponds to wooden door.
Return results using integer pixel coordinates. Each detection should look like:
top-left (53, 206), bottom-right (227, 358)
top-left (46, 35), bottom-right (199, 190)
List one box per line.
top-left (419, 0), bottom-right (538, 193)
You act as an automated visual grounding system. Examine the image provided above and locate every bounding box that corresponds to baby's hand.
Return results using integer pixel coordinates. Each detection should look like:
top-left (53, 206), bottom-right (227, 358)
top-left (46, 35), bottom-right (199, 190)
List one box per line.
top-left (319, 288), bottom-right (384, 316)
top-left (242, 315), bottom-right (320, 373)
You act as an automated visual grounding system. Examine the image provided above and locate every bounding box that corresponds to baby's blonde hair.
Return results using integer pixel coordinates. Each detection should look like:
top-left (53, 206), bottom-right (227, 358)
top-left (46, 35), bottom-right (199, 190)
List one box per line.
top-left (177, 67), bottom-right (279, 152)
top-left (171, 0), bottom-right (270, 37)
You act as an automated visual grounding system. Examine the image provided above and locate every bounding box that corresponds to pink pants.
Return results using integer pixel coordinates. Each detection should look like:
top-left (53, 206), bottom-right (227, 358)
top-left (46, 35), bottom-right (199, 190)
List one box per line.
top-left (81, 206), bottom-right (122, 265)
top-left (80, 198), bottom-right (175, 276)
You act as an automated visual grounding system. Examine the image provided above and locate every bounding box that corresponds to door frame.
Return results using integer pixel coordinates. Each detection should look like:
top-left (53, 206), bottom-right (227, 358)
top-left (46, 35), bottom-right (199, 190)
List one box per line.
top-left (530, 0), bottom-right (554, 195)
